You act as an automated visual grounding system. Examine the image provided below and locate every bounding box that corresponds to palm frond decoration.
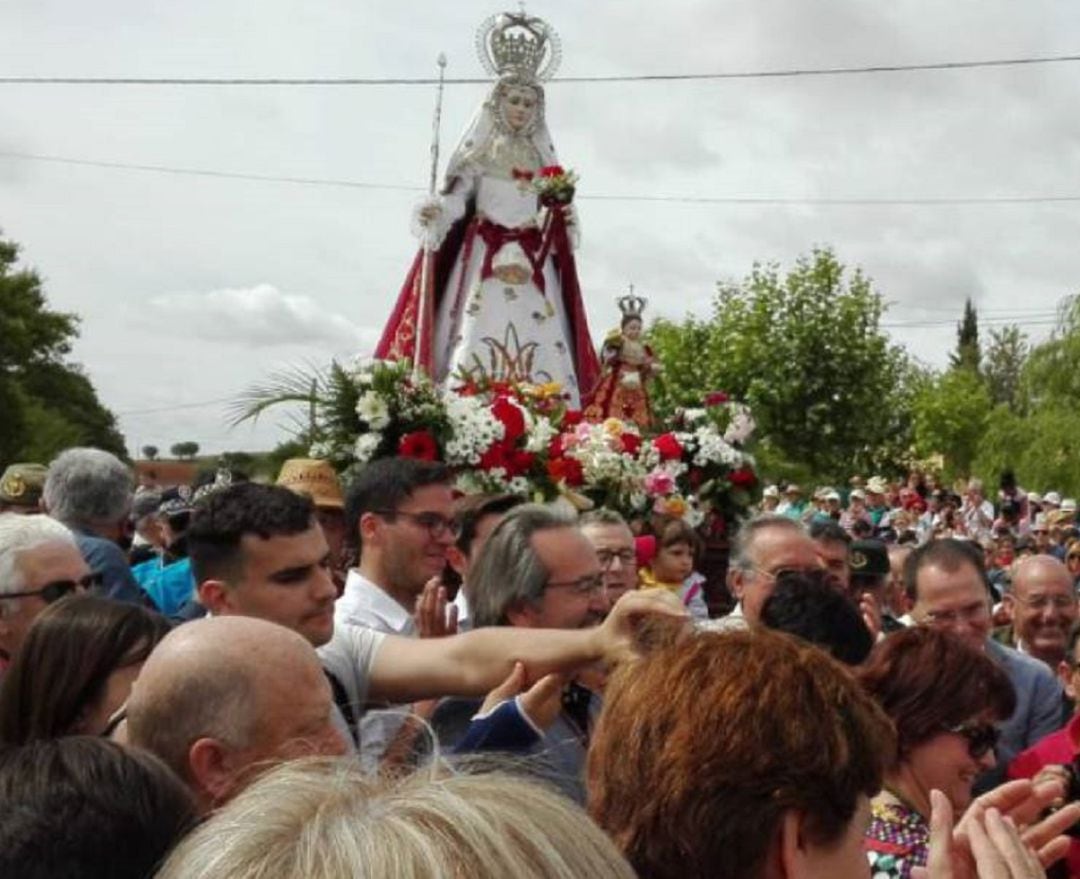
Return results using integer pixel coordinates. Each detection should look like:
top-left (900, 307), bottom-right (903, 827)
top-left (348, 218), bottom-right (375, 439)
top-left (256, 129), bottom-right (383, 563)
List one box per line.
top-left (228, 361), bottom-right (326, 428)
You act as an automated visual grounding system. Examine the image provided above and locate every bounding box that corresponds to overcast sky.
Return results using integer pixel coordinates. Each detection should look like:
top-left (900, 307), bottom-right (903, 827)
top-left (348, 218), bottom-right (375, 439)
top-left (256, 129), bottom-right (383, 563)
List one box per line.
top-left (3, 1), bottom-right (1079, 455)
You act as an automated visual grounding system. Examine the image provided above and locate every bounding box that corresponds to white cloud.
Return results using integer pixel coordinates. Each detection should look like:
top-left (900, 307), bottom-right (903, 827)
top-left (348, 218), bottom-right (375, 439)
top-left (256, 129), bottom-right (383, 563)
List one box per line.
top-left (146, 284), bottom-right (372, 349)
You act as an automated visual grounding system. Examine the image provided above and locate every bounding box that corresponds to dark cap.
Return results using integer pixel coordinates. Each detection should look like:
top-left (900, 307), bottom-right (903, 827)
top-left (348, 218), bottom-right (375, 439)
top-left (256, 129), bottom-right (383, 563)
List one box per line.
top-left (0, 463), bottom-right (48, 508)
top-left (849, 539), bottom-right (890, 576)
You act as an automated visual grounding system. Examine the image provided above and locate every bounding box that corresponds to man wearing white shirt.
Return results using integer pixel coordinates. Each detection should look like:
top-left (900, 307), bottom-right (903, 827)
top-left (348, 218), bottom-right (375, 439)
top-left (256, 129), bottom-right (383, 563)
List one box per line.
top-left (339, 457), bottom-right (455, 770)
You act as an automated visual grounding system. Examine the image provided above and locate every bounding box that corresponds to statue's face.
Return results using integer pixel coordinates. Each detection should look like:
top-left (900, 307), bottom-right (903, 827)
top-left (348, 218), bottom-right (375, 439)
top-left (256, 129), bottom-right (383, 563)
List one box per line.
top-left (623, 319), bottom-right (643, 340)
top-left (501, 86), bottom-right (538, 131)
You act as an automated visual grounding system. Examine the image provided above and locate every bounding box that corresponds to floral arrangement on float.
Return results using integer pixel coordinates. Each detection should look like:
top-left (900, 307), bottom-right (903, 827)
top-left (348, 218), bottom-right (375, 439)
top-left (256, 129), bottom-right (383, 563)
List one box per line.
top-left (307, 359), bottom-right (759, 529)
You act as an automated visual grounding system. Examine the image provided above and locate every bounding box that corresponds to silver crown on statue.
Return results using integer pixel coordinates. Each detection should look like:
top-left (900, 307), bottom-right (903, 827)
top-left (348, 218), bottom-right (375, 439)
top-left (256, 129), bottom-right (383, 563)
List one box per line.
top-left (476, 11), bottom-right (561, 82)
top-left (617, 288), bottom-right (647, 320)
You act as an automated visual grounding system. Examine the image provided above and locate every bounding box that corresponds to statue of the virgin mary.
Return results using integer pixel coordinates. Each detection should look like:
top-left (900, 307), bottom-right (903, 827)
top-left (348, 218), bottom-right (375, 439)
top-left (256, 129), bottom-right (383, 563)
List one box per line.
top-left (375, 12), bottom-right (599, 404)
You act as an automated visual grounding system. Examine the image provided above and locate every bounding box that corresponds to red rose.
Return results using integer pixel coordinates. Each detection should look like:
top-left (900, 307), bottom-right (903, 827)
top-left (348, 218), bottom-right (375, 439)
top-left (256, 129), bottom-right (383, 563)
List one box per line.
top-left (653, 433), bottom-right (684, 461)
top-left (491, 395), bottom-right (526, 443)
top-left (479, 442), bottom-right (510, 472)
top-left (398, 430), bottom-right (438, 461)
top-left (729, 467), bottom-right (757, 489)
top-left (704, 391), bottom-right (729, 407)
top-left (547, 457), bottom-right (584, 487)
top-left (540, 165), bottom-right (565, 178)
top-left (621, 432), bottom-right (642, 456)
top-left (561, 409), bottom-right (583, 429)
top-left (509, 450), bottom-right (536, 476)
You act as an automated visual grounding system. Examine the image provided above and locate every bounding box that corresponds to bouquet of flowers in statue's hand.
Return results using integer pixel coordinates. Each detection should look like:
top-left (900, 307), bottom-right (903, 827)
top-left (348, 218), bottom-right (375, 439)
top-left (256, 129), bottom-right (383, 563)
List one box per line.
top-left (533, 165), bottom-right (578, 207)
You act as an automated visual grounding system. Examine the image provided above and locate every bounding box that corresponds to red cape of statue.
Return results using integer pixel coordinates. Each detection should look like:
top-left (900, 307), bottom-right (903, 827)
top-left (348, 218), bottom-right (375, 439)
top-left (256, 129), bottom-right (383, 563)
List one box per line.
top-left (375, 206), bottom-right (600, 397)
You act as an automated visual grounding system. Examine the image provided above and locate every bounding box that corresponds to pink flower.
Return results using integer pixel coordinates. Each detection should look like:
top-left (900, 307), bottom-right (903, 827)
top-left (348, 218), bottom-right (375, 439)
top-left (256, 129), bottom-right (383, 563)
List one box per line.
top-left (644, 470), bottom-right (676, 497)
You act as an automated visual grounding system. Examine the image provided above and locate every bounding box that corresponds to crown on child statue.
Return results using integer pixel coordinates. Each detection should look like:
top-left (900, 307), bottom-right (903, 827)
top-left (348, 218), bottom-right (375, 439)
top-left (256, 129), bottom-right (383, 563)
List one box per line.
top-left (617, 289), bottom-right (647, 320)
top-left (476, 10), bottom-right (561, 82)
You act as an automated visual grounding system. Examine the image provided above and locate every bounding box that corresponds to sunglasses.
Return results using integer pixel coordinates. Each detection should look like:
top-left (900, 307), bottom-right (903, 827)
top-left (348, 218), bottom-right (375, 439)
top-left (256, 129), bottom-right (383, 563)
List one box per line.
top-left (5, 571), bottom-right (103, 604)
top-left (943, 721), bottom-right (999, 760)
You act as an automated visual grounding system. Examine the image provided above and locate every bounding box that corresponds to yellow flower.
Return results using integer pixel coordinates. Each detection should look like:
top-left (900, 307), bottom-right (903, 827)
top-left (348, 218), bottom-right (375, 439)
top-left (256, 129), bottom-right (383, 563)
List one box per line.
top-left (602, 418), bottom-right (625, 437)
top-left (661, 496), bottom-right (688, 518)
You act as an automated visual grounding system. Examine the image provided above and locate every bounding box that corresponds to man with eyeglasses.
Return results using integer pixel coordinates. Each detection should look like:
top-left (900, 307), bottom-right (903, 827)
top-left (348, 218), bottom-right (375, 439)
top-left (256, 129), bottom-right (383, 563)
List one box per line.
top-left (721, 515), bottom-right (824, 629)
top-left (580, 509), bottom-right (638, 610)
top-left (436, 503), bottom-right (615, 803)
top-left (996, 555), bottom-right (1079, 672)
top-left (338, 457), bottom-right (455, 770)
top-left (905, 538), bottom-right (1063, 789)
top-left (0, 513), bottom-right (91, 668)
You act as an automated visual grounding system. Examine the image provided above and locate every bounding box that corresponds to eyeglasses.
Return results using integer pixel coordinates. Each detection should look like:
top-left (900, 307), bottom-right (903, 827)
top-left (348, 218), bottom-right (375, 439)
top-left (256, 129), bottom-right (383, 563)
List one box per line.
top-left (373, 509), bottom-right (454, 539)
top-left (5, 571), bottom-right (102, 603)
top-left (1011, 594), bottom-right (1077, 611)
top-left (943, 721), bottom-right (1000, 760)
top-left (545, 573), bottom-right (607, 597)
top-left (751, 566), bottom-right (825, 582)
top-left (920, 601), bottom-right (990, 626)
top-left (596, 549), bottom-right (636, 569)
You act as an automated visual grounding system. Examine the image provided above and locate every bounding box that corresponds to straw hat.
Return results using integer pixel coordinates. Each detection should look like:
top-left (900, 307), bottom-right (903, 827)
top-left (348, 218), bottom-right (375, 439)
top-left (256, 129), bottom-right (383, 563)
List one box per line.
top-left (276, 459), bottom-right (344, 509)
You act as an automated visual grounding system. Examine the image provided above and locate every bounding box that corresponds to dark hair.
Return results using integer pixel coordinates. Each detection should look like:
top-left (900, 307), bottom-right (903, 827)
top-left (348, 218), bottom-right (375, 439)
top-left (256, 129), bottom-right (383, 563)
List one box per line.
top-left (344, 458), bottom-right (451, 555)
top-left (851, 519), bottom-right (873, 538)
top-left (903, 537), bottom-right (989, 604)
top-left (453, 493), bottom-right (524, 557)
top-left (653, 516), bottom-right (701, 558)
top-left (620, 314), bottom-right (643, 329)
top-left (0, 737), bottom-right (197, 879)
top-left (187, 482), bottom-right (315, 586)
top-left (808, 518), bottom-right (851, 545)
top-left (858, 627), bottom-right (1015, 766)
top-left (761, 572), bottom-right (873, 666)
top-left (0, 595), bottom-right (169, 745)
top-left (1066, 621), bottom-right (1080, 667)
top-left (589, 629), bottom-right (893, 879)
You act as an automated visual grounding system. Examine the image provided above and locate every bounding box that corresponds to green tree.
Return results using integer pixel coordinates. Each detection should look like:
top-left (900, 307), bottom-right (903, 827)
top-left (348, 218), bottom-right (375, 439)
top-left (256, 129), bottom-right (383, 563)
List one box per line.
top-left (0, 232), bottom-right (125, 464)
top-left (170, 441), bottom-right (200, 460)
top-left (650, 248), bottom-right (915, 480)
top-left (982, 325), bottom-right (1028, 410)
top-left (950, 298), bottom-right (981, 373)
top-left (142, 445), bottom-right (159, 460)
top-left (912, 368), bottom-right (993, 480)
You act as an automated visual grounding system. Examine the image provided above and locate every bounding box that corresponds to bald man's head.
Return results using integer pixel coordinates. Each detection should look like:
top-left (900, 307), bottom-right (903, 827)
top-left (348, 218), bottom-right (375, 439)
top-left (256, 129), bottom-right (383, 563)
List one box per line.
top-left (1007, 554), bottom-right (1078, 667)
top-left (127, 617), bottom-right (345, 810)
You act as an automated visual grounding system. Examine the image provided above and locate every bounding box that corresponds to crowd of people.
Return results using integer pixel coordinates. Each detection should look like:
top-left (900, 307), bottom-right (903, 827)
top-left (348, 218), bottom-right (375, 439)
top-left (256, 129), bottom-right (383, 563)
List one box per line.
top-left (1, 447), bottom-right (1079, 878)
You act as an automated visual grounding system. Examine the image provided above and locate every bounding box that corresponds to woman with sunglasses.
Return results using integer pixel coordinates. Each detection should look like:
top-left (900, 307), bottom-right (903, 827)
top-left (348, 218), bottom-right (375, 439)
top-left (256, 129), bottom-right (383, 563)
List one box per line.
top-left (0, 594), bottom-right (169, 744)
top-left (858, 626), bottom-right (1017, 878)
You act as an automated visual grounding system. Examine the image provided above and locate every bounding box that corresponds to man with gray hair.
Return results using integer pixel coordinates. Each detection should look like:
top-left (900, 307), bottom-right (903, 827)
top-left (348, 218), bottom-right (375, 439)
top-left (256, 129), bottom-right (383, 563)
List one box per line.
top-left (0, 513), bottom-right (91, 666)
top-left (43, 447), bottom-right (141, 603)
top-left (125, 615), bottom-right (348, 812)
top-left (435, 503), bottom-right (611, 803)
top-left (722, 515), bottom-right (824, 627)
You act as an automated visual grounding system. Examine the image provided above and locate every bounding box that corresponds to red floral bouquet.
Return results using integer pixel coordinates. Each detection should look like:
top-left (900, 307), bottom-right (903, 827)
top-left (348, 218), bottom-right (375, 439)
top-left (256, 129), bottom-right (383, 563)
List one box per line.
top-left (533, 165), bottom-right (578, 207)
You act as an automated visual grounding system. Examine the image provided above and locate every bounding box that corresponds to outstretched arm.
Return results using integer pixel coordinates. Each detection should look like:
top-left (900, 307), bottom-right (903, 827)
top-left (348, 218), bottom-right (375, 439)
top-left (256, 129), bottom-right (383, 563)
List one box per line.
top-left (367, 589), bottom-right (686, 703)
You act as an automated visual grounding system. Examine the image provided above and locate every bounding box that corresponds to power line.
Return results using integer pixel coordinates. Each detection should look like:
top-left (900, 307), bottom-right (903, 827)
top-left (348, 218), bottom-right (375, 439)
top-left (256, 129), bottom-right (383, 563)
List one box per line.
top-left (116, 397), bottom-right (235, 416)
top-left (6, 150), bottom-right (1080, 207)
top-left (3, 52), bottom-right (1080, 86)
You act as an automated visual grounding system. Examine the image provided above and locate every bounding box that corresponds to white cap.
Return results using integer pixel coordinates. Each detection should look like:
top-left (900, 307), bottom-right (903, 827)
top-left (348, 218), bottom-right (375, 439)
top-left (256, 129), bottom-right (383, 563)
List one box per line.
top-left (825, 490), bottom-right (841, 502)
top-left (1063, 498), bottom-right (1077, 513)
top-left (763, 485), bottom-right (779, 499)
top-left (850, 488), bottom-right (866, 501)
top-left (1045, 491), bottom-right (1063, 506)
top-left (1027, 491), bottom-right (1042, 504)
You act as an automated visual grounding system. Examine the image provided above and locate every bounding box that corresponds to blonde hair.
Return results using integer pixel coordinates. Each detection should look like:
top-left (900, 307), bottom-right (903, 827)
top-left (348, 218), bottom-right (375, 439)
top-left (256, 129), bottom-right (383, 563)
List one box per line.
top-left (156, 758), bottom-right (635, 879)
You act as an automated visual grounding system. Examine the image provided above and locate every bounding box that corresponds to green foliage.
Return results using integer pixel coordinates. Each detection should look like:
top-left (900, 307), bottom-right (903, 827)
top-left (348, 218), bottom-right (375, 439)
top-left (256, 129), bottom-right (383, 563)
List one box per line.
top-left (912, 368), bottom-right (993, 481)
top-left (974, 405), bottom-right (1080, 497)
top-left (649, 248), bottom-right (915, 481)
top-left (170, 441), bottom-right (200, 459)
top-left (982, 325), bottom-right (1028, 410)
top-left (0, 233), bottom-right (125, 465)
top-left (950, 298), bottom-right (981, 374)
top-left (141, 445), bottom-right (159, 460)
